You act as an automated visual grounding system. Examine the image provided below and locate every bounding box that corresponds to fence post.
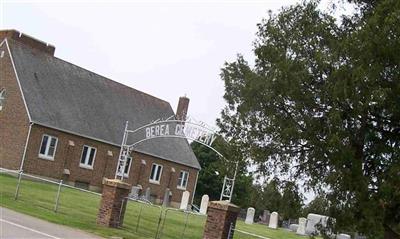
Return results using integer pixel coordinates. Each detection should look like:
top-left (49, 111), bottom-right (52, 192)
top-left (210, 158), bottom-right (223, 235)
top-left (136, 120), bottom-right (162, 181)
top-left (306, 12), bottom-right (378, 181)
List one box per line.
top-left (54, 180), bottom-right (63, 212)
top-left (181, 211), bottom-right (190, 239)
top-left (157, 208), bottom-right (170, 239)
top-left (136, 204), bottom-right (143, 232)
top-left (155, 208), bottom-right (163, 239)
top-left (227, 222), bottom-right (234, 239)
top-left (14, 170), bottom-right (23, 200)
top-left (119, 198), bottom-right (128, 226)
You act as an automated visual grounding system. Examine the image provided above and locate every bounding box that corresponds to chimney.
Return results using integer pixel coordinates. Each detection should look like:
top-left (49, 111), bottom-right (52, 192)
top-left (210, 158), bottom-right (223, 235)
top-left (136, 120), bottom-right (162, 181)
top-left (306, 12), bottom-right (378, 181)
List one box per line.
top-left (176, 96), bottom-right (189, 121)
top-left (0, 29), bottom-right (55, 55)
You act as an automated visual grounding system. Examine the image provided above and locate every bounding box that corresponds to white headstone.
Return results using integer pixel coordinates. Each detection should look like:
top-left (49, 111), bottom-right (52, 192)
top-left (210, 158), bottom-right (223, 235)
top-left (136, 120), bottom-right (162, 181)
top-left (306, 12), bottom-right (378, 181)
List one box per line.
top-left (180, 190), bottom-right (190, 210)
top-left (337, 234), bottom-right (351, 239)
top-left (289, 224), bottom-right (299, 232)
top-left (306, 213), bottom-right (329, 235)
top-left (268, 212), bottom-right (278, 229)
top-left (296, 217), bottom-right (307, 235)
top-left (199, 194), bottom-right (209, 214)
top-left (245, 207), bottom-right (255, 224)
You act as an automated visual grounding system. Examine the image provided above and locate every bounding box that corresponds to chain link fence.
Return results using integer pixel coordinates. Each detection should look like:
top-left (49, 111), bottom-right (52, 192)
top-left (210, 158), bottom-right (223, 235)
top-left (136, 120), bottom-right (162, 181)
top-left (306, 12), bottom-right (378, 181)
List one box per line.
top-left (119, 197), bottom-right (207, 239)
top-left (157, 208), bottom-right (206, 239)
top-left (120, 197), bottom-right (164, 238)
top-left (1, 167), bottom-right (101, 212)
top-left (0, 167), bottom-right (207, 239)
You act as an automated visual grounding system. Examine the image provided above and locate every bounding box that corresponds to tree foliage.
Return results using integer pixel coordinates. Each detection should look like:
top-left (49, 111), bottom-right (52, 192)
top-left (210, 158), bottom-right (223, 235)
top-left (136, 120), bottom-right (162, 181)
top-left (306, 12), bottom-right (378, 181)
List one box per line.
top-left (280, 181), bottom-right (304, 220)
top-left (261, 178), bottom-right (282, 213)
top-left (303, 194), bottom-right (330, 216)
top-left (191, 138), bottom-right (254, 208)
top-left (191, 141), bottom-right (223, 204)
top-left (217, 0), bottom-right (400, 237)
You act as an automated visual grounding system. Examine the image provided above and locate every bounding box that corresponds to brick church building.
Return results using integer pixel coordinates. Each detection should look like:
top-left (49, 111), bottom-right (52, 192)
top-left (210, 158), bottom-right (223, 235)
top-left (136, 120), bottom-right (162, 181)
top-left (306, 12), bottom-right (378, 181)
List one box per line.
top-left (0, 30), bottom-right (201, 207)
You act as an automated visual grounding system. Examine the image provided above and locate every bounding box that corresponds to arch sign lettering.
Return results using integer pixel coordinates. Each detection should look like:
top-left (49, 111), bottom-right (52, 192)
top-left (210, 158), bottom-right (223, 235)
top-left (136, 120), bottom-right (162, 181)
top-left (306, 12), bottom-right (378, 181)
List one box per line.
top-left (114, 116), bottom-right (238, 202)
top-left (144, 120), bottom-right (217, 150)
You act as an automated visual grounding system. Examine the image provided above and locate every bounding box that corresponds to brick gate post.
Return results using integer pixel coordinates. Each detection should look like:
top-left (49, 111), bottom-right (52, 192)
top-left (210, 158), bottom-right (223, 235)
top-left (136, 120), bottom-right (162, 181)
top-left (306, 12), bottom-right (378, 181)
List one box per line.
top-left (97, 178), bottom-right (131, 228)
top-left (203, 201), bottom-right (240, 239)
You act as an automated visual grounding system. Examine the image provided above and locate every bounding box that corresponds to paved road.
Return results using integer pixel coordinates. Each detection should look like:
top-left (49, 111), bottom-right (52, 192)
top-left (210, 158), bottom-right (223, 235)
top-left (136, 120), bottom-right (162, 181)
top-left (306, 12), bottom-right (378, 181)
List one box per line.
top-left (0, 207), bottom-right (103, 239)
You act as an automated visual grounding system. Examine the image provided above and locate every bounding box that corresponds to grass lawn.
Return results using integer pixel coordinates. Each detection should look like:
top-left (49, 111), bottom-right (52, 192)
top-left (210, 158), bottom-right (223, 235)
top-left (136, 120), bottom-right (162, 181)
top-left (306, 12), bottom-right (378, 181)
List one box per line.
top-left (0, 172), bottom-right (309, 239)
top-left (234, 221), bottom-right (310, 239)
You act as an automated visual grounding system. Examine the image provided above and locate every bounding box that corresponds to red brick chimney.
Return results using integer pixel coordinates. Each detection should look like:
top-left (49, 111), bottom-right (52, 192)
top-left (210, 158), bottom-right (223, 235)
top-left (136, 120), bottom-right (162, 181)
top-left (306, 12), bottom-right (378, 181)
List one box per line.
top-left (176, 96), bottom-right (189, 121)
top-left (0, 29), bottom-right (55, 55)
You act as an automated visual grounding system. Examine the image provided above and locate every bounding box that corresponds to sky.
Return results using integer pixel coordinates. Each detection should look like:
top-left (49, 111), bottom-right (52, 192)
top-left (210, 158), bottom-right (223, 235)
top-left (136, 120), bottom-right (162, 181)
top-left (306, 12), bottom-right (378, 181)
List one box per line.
top-left (1, 0), bottom-right (303, 128)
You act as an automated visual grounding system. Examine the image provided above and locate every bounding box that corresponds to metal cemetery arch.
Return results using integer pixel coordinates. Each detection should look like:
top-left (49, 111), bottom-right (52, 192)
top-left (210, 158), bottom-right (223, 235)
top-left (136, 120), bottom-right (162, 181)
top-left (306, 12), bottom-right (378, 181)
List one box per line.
top-left (114, 117), bottom-right (238, 202)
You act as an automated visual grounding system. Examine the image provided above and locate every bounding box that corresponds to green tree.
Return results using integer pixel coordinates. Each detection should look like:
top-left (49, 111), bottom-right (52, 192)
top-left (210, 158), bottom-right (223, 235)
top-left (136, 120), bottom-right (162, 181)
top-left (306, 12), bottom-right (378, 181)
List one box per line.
top-left (191, 138), bottom-right (254, 208)
top-left (279, 181), bottom-right (304, 220)
top-left (303, 194), bottom-right (330, 216)
top-left (261, 178), bottom-right (282, 213)
top-left (191, 141), bottom-right (223, 204)
top-left (217, 0), bottom-right (400, 238)
top-left (247, 183), bottom-right (265, 217)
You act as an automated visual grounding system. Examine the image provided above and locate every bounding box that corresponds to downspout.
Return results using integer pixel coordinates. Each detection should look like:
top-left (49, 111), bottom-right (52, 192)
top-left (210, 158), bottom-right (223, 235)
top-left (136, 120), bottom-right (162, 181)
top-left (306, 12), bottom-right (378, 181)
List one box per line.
top-left (167, 167), bottom-right (175, 188)
top-left (19, 122), bottom-right (33, 171)
top-left (191, 169), bottom-right (199, 205)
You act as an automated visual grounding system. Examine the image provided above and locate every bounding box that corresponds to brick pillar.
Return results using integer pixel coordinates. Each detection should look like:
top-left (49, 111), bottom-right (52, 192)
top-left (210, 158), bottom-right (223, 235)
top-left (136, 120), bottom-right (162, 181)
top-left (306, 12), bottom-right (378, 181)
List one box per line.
top-left (203, 201), bottom-right (240, 239)
top-left (97, 178), bottom-right (131, 228)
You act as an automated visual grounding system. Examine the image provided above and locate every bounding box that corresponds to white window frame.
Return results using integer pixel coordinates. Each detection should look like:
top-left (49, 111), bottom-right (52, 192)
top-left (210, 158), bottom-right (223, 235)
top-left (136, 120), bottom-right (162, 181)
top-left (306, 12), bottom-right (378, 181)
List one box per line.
top-left (149, 163), bottom-right (163, 184)
top-left (0, 88), bottom-right (5, 111)
top-left (38, 134), bottom-right (58, 160)
top-left (116, 156), bottom-right (132, 178)
top-left (79, 145), bottom-right (97, 169)
top-left (177, 170), bottom-right (189, 190)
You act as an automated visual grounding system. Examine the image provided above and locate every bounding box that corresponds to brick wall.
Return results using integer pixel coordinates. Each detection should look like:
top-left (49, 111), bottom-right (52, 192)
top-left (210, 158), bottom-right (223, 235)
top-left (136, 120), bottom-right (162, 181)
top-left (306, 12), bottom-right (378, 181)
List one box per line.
top-left (130, 150), bottom-right (198, 205)
top-left (0, 39), bottom-right (30, 170)
top-left (23, 124), bottom-right (199, 206)
top-left (0, 30), bottom-right (55, 55)
top-left (23, 125), bottom-right (118, 185)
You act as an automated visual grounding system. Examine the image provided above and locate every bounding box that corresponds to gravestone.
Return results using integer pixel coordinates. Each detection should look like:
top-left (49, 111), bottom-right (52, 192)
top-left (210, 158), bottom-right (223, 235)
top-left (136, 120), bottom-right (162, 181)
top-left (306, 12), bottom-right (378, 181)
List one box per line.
top-left (268, 212), bottom-right (278, 229)
top-left (282, 220), bottom-right (290, 228)
top-left (144, 187), bottom-right (151, 201)
top-left (306, 213), bottom-right (329, 235)
top-left (289, 218), bottom-right (298, 225)
top-left (162, 188), bottom-right (171, 207)
top-left (245, 207), bottom-right (255, 224)
top-left (297, 217), bottom-right (307, 235)
top-left (200, 194), bottom-right (209, 214)
top-left (129, 186), bottom-right (141, 199)
top-left (259, 210), bottom-right (270, 224)
top-left (337, 234), bottom-right (351, 239)
top-left (354, 233), bottom-right (367, 239)
top-left (180, 190), bottom-right (190, 210)
top-left (289, 224), bottom-right (299, 232)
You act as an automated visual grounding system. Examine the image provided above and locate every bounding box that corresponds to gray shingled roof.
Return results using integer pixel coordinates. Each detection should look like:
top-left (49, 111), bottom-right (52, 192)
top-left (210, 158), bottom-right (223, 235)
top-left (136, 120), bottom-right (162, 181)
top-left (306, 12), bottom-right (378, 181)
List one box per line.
top-left (8, 39), bottom-right (200, 169)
